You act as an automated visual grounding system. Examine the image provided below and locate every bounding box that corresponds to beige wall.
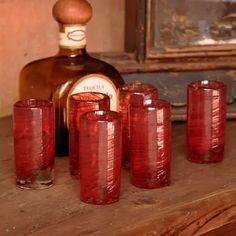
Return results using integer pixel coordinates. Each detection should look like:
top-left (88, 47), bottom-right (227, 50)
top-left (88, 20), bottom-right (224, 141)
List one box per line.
top-left (0, 0), bottom-right (125, 117)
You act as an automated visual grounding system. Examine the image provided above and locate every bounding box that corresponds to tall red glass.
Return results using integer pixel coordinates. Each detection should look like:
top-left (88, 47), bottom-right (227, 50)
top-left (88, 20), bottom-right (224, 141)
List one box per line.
top-left (187, 80), bottom-right (227, 163)
top-left (79, 110), bottom-right (122, 204)
top-left (69, 92), bottom-right (110, 177)
top-left (13, 99), bottom-right (55, 189)
top-left (118, 82), bottom-right (158, 167)
top-left (130, 99), bottom-right (171, 189)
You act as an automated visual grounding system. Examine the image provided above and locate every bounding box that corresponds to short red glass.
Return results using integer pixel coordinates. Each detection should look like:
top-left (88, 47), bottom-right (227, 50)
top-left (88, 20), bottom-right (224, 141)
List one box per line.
top-left (69, 92), bottom-right (110, 177)
top-left (79, 110), bottom-right (122, 204)
top-left (130, 99), bottom-right (171, 189)
top-left (13, 99), bottom-right (55, 189)
top-left (187, 80), bottom-right (227, 163)
top-left (118, 82), bottom-right (158, 167)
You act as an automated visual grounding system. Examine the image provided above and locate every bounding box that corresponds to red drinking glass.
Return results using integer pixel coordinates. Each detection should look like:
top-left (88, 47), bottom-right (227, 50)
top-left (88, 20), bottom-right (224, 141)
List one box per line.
top-left (13, 99), bottom-right (55, 189)
top-left (69, 92), bottom-right (110, 177)
top-left (79, 110), bottom-right (122, 204)
top-left (187, 80), bottom-right (227, 163)
top-left (118, 82), bottom-right (158, 167)
top-left (130, 99), bottom-right (171, 189)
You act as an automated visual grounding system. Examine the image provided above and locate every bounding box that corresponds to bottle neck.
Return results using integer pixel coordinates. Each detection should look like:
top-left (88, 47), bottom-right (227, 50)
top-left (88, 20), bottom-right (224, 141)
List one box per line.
top-left (58, 24), bottom-right (88, 56)
top-left (58, 47), bottom-right (87, 57)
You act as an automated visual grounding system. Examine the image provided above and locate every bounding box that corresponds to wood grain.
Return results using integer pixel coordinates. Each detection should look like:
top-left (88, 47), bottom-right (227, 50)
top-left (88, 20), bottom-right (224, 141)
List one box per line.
top-left (93, 52), bottom-right (236, 73)
top-left (1, 117), bottom-right (236, 235)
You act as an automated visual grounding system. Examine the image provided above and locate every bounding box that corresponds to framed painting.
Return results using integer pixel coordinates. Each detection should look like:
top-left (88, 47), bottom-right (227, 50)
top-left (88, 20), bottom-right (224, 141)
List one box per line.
top-left (146, 0), bottom-right (236, 59)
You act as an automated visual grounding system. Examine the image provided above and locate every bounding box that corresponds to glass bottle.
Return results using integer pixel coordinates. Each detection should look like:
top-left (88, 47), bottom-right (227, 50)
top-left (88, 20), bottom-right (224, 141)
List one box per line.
top-left (19, 0), bottom-right (124, 156)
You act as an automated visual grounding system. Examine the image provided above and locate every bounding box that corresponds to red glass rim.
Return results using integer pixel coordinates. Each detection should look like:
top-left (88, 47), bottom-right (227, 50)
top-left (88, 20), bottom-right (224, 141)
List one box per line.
top-left (119, 82), bottom-right (157, 94)
top-left (131, 98), bottom-right (170, 109)
top-left (69, 92), bottom-right (110, 102)
top-left (187, 80), bottom-right (226, 91)
top-left (14, 99), bottom-right (53, 109)
top-left (80, 110), bottom-right (121, 123)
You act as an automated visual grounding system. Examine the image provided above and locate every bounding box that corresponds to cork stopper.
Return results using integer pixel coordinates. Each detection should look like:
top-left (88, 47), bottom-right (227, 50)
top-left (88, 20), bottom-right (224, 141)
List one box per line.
top-left (53, 0), bottom-right (92, 25)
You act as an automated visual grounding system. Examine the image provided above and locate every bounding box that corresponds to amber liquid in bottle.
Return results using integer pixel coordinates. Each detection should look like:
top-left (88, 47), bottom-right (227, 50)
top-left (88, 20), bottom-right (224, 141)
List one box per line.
top-left (19, 0), bottom-right (124, 156)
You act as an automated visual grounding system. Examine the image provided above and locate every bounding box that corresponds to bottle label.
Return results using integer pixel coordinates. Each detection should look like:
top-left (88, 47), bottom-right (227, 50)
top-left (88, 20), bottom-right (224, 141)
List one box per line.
top-left (59, 25), bottom-right (86, 49)
top-left (68, 74), bottom-right (118, 111)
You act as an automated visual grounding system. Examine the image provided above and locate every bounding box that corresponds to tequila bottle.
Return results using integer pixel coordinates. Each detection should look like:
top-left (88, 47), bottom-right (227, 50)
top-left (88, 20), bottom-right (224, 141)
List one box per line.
top-left (19, 0), bottom-right (124, 156)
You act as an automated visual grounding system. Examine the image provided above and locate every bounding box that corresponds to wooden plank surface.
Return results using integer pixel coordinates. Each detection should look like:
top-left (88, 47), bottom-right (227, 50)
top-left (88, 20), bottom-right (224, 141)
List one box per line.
top-left (1, 117), bottom-right (236, 236)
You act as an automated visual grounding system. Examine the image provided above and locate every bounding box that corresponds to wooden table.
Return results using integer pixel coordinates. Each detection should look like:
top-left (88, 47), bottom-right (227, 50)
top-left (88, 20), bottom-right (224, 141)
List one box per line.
top-left (1, 116), bottom-right (236, 236)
